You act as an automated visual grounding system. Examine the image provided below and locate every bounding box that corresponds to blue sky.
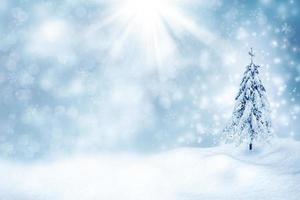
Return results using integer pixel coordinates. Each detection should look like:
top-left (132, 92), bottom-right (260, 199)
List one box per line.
top-left (0, 0), bottom-right (299, 159)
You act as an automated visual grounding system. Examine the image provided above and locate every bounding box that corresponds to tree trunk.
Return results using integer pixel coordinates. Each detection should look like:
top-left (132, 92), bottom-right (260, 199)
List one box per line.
top-left (249, 143), bottom-right (253, 150)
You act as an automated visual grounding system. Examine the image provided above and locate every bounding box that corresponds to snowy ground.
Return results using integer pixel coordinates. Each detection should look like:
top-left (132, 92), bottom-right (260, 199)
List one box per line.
top-left (0, 138), bottom-right (300, 200)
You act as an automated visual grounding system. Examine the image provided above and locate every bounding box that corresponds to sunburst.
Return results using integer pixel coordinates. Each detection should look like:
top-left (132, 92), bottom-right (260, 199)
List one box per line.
top-left (86, 0), bottom-right (230, 73)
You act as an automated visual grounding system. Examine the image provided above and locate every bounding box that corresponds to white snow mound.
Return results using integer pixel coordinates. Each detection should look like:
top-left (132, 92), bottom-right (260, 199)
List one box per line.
top-left (0, 138), bottom-right (300, 200)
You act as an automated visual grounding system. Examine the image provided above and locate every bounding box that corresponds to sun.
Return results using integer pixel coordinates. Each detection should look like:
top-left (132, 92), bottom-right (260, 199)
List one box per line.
top-left (121, 0), bottom-right (166, 24)
top-left (116, 0), bottom-right (173, 40)
top-left (99, 0), bottom-right (180, 66)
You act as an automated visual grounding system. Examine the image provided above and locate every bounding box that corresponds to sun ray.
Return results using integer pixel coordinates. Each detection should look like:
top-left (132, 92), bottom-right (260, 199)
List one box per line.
top-left (86, 0), bottom-right (234, 77)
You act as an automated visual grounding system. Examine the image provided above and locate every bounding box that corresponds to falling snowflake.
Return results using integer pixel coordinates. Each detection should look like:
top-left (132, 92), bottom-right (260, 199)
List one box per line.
top-left (281, 23), bottom-right (292, 35)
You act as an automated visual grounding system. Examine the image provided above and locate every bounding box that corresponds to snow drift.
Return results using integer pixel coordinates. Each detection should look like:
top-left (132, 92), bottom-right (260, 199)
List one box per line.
top-left (0, 138), bottom-right (299, 200)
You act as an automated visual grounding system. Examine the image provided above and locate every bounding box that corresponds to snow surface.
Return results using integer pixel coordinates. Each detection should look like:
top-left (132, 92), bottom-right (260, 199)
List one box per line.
top-left (0, 138), bottom-right (300, 200)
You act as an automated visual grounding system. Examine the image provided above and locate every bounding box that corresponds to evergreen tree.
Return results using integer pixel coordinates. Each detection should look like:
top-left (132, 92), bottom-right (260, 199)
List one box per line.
top-left (224, 48), bottom-right (272, 150)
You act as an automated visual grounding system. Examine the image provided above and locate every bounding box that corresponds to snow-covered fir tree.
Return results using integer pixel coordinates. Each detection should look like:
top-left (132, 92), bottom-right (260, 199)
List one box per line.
top-left (224, 48), bottom-right (272, 150)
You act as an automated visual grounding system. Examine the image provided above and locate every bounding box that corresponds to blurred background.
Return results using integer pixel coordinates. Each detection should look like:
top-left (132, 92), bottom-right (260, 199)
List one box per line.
top-left (0, 0), bottom-right (299, 159)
